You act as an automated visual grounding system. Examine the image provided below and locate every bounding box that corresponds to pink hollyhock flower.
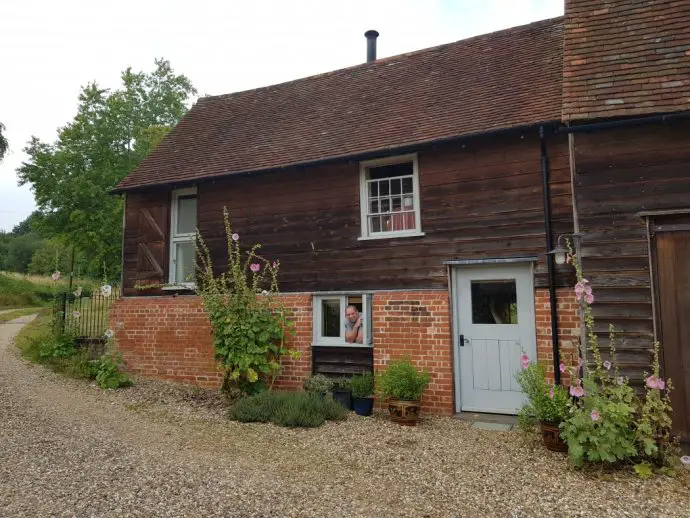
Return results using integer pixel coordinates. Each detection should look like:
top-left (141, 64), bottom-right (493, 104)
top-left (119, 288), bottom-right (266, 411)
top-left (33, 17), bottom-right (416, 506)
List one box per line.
top-left (570, 385), bottom-right (585, 398)
top-left (272, 261), bottom-right (278, 268)
top-left (657, 379), bottom-right (666, 390)
top-left (559, 362), bottom-right (566, 373)
top-left (590, 410), bottom-right (600, 421)
top-left (603, 360), bottom-right (612, 371)
top-left (51, 271), bottom-right (61, 282)
top-left (549, 386), bottom-right (555, 399)
top-left (520, 353), bottom-right (529, 369)
top-left (646, 376), bottom-right (660, 389)
top-left (584, 292), bottom-right (594, 305)
top-left (566, 254), bottom-right (573, 264)
top-left (231, 233), bottom-right (239, 241)
top-left (574, 282), bottom-right (585, 299)
top-left (250, 263), bottom-right (260, 273)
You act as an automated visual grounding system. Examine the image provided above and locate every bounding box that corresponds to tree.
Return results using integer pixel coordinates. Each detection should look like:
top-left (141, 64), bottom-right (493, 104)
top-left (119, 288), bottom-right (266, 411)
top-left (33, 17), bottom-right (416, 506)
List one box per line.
top-left (3, 234), bottom-right (43, 273)
top-left (0, 122), bottom-right (7, 162)
top-left (17, 59), bottom-right (196, 281)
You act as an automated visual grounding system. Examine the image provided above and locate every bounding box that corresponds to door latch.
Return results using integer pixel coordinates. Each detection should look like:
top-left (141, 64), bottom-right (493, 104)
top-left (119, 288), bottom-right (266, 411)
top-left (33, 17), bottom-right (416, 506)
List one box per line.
top-left (459, 334), bottom-right (470, 346)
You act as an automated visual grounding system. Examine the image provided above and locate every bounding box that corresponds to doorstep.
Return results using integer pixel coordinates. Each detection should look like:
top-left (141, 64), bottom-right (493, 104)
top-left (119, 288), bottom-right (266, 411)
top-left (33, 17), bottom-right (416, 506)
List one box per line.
top-left (453, 412), bottom-right (516, 431)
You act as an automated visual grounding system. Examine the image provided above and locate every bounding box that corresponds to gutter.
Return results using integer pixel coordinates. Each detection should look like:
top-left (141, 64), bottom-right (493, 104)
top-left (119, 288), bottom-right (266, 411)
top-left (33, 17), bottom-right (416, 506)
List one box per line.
top-left (110, 120), bottom-right (562, 194)
top-left (539, 125), bottom-right (561, 385)
top-left (559, 111), bottom-right (690, 134)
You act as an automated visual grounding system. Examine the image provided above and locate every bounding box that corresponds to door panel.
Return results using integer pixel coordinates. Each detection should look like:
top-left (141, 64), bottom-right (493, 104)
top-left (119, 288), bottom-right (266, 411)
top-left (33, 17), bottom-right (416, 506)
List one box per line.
top-left (454, 264), bottom-right (536, 414)
top-left (655, 229), bottom-right (690, 438)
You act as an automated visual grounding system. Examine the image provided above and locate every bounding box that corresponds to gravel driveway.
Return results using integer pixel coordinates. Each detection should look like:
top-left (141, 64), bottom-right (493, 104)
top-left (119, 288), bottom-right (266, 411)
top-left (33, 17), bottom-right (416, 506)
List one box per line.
top-left (1, 316), bottom-right (689, 517)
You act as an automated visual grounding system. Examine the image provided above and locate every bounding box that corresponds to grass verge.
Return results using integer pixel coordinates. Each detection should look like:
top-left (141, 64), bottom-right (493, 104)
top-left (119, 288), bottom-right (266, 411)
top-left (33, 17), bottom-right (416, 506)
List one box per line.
top-left (0, 307), bottom-right (44, 323)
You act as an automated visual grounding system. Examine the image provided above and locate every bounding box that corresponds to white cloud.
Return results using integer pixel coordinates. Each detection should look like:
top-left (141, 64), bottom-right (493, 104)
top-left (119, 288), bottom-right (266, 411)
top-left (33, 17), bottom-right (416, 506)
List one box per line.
top-left (0, 0), bottom-right (563, 231)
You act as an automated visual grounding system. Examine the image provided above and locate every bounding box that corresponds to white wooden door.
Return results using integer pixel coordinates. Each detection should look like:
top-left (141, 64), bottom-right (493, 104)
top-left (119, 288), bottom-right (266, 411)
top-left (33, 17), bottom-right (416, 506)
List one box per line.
top-left (453, 264), bottom-right (536, 414)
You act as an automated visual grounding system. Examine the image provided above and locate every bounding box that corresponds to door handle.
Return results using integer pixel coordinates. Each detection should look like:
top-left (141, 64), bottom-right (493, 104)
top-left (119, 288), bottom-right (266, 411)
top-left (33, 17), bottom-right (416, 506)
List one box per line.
top-left (459, 334), bottom-right (469, 346)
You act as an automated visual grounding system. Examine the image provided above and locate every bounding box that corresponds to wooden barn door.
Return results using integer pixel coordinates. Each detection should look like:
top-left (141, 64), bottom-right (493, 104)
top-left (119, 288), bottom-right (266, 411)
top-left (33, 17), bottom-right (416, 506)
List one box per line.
top-left (654, 216), bottom-right (690, 439)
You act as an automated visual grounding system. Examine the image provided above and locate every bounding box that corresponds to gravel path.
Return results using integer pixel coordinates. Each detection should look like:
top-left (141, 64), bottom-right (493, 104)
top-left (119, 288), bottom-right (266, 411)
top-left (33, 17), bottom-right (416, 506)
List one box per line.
top-left (1, 316), bottom-right (689, 517)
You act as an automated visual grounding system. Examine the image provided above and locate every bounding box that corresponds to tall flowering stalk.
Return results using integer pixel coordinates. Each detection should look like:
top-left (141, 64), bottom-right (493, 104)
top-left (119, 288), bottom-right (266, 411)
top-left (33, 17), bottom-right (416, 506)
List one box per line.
top-left (561, 241), bottom-right (675, 470)
top-left (195, 208), bottom-right (297, 394)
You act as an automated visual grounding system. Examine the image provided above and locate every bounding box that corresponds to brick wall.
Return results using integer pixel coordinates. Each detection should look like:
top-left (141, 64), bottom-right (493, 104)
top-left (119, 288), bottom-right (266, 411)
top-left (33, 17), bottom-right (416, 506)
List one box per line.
top-left (372, 291), bottom-right (453, 416)
top-left (535, 288), bottom-right (581, 385)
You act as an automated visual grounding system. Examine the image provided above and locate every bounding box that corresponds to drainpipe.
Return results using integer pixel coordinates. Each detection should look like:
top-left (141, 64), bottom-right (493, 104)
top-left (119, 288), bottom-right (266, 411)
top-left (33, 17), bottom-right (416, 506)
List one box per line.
top-left (539, 126), bottom-right (561, 384)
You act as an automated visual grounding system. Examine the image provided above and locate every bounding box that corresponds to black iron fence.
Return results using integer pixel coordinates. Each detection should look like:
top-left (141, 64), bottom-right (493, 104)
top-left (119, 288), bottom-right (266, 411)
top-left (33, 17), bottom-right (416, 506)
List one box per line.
top-left (54, 291), bottom-right (119, 338)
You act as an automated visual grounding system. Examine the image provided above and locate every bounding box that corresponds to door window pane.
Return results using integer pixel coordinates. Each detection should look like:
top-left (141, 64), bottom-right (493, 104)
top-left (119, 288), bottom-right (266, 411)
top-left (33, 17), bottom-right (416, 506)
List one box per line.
top-left (321, 299), bottom-right (341, 338)
top-left (471, 280), bottom-right (518, 324)
top-left (176, 196), bottom-right (197, 234)
top-left (175, 241), bottom-right (196, 284)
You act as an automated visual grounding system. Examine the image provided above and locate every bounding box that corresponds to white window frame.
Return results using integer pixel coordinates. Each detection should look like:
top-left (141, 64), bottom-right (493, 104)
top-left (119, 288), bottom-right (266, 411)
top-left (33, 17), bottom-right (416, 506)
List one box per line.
top-left (168, 187), bottom-right (197, 287)
top-left (312, 294), bottom-right (373, 347)
top-left (359, 153), bottom-right (424, 240)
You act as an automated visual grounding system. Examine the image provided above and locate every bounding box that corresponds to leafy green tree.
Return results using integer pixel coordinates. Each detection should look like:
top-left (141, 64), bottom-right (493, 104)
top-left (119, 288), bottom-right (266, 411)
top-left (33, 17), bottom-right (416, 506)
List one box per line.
top-left (0, 122), bottom-right (8, 162)
top-left (4, 234), bottom-right (43, 273)
top-left (28, 239), bottom-right (87, 276)
top-left (17, 59), bottom-right (196, 281)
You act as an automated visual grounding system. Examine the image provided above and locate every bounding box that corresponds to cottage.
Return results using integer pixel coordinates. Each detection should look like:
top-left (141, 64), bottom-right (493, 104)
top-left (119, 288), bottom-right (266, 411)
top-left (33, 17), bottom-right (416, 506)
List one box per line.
top-left (110, 0), bottom-right (690, 439)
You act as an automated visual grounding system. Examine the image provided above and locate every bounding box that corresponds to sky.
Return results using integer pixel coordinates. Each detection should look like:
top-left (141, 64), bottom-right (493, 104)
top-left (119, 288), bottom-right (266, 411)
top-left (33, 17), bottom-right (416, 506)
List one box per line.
top-left (0, 0), bottom-right (563, 232)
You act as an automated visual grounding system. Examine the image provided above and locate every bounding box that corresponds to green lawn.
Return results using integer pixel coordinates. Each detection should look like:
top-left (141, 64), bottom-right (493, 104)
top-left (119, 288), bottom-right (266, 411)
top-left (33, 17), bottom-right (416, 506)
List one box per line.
top-left (0, 307), bottom-right (45, 323)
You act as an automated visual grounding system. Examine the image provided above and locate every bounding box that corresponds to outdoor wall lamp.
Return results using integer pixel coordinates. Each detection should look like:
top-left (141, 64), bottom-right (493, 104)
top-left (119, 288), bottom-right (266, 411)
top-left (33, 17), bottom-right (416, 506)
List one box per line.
top-left (548, 233), bottom-right (584, 265)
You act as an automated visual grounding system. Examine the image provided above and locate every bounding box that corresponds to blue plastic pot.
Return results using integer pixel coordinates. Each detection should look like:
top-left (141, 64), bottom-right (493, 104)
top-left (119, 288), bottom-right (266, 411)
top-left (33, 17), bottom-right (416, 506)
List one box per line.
top-left (352, 397), bottom-right (374, 416)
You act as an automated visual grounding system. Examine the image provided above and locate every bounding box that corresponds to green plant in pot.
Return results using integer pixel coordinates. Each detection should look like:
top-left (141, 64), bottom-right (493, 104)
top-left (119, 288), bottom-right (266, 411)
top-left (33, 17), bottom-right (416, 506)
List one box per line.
top-left (350, 372), bottom-right (374, 416)
top-left (331, 376), bottom-right (353, 410)
top-left (304, 374), bottom-right (333, 398)
top-left (378, 358), bottom-right (430, 426)
top-left (515, 360), bottom-right (570, 452)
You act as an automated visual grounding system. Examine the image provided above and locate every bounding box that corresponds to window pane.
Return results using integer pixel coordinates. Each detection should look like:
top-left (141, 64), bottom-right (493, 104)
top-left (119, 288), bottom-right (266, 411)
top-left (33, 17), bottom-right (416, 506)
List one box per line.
top-left (321, 299), bottom-right (341, 338)
top-left (381, 214), bottom-right (392, 232)
top-left (391, 178), bottom-right (401, 195)
top-left (369, 161), bottom-right (413, 180)
top-left (369, 182), bottom-right (378, 197)
top-left (402, 177), bottom-right (414, 194)
top-left (380, 198), bottom-right (390, 213)
top-left (176, 196), bottom-right (197, 234)
top-left (471, 280), bottom-right (518, 324)
top-left (369, 199), bottom-right (379, 214)
top-left (402, 195), bottom-right (414, 210)
top-left (370, 215), bottom-right (381, 233)
top-left (379, 180), bottom-right (390, 196)
top-left (175, 241), bottom-right (196, 284)
top-left (392, 197), bottom-right (402, 211)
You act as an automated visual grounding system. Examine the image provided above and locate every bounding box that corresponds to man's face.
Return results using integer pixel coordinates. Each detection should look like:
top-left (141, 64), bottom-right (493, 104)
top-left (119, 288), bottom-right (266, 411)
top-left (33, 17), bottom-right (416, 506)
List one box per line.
top-left (345, 307), bottom-right (358, 323)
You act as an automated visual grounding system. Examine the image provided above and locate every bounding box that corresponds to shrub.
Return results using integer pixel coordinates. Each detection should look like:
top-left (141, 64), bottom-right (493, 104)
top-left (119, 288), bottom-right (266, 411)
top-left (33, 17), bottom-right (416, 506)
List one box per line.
top-left (378, 359), bottom-right (430, 401)
top-left (90, 352), bottom-right (132, 389)
top-left (332, 376), bottom-right (352, 392)
top-left (229, 391), bottom-right (347, 428)
top-left (515, 362), bottom-right (569, 428)
top-left (196, 208), bottom-right (297, 394)
top-left (304, 374), bottom-right (333, 394)
top-left (351, 372), bottom-right (374, 399)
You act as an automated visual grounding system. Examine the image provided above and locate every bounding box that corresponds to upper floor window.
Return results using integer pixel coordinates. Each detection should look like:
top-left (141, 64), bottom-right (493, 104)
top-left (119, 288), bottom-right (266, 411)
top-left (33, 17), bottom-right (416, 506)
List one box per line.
top-left (169, 187), bottom-right (197, 286)
top-left (359, 154), bottom-right (422, 239)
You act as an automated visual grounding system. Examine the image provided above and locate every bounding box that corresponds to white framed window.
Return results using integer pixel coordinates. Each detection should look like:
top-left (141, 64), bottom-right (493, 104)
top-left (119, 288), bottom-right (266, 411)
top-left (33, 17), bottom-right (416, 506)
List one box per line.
top-left (169, 187), bottom-right (197, 286)
top-left (359, 153), bottom-right (423, 240)
top-left (313, 294), bottom-right (373, 347)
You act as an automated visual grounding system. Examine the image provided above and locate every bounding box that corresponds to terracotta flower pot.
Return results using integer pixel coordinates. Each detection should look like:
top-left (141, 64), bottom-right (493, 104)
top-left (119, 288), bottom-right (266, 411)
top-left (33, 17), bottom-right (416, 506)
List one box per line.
top-left (388, 399), bottom-right (421, 426)
top-left (539, 421), bottom-right (567, 452)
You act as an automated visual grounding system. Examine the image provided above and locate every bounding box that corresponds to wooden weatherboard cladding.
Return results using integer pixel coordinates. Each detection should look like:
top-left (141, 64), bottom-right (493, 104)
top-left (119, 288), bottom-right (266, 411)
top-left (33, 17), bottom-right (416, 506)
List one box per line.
top-left (572, 120), bottom-right (690, 384)
top-left (122, 189), bottom-right (171, 296)
top-left (312, 346), bottom-right (374, 376)
top-left (190, 132), bottom-right (573, 293)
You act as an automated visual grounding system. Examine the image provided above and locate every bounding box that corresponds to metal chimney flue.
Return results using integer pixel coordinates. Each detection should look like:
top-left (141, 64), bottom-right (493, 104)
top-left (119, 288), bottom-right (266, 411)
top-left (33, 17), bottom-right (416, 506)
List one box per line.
top-left (365, 30), bottom-right (379, 62)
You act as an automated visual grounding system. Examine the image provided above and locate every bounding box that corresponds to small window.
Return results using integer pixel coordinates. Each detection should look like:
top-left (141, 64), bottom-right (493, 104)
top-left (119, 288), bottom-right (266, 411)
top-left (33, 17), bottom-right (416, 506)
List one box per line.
top-left (359, 154), bottom-right (422, 239)
top-left (313, 294), bottom-right (372, 346)
top-left (169, 187), bottom-right (197, 286)
top-left (471, 280), bottom-right (518, 324)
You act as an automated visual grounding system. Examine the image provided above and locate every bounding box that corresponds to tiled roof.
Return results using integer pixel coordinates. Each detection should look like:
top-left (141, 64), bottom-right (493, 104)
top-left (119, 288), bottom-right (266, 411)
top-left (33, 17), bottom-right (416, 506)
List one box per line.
top-left (563, 0), bottom-right (690, 121)
top-left (116, 18), bottom-right (564, 191)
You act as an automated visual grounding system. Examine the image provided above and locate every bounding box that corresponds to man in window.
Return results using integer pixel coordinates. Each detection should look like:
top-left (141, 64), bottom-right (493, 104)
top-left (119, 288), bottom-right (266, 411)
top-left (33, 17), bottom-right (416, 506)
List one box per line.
top-left (344, 305), bottom-right (364, 344)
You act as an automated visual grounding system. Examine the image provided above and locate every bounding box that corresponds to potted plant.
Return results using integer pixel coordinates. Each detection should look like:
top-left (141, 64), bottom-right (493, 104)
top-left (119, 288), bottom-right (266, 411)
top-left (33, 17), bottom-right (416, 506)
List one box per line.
top-left (304, 374), bottom-right (333, 399)
top-left (331, 376), bottom-right (353, 410)
top-left (350, 372), bottom-right (374, 416)
top-left (378, 359), bottom-right (430, 426)
top-left (515, 361), bottom-right (569, 452)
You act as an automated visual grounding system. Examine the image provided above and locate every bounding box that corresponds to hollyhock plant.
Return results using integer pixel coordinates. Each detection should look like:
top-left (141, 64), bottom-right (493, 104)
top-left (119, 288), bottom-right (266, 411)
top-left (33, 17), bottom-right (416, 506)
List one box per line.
top-left (104, 329), bottom-right (114, 339)
top-left (646, 376), bottom-right (660, 389)
top-left (250, 263), bottom-right (260, 273)
top-left (590, 410), bottom-right (600, 421)
top-left (569, 385), bottom-right (585, 398)
top-left (51, 271), bottom-right (61, 282)
top-left (559, 362), bottom-right (566, 373)
top-left (101, 284), bottom-right (112, 297)
top-left (520, 353), bottom-right (529, 369)
top-left (681, 456), bottom-right (690, 469)
top-left (72, 311), bottom-right (81, 318)
top-left (232, 233), bottom-right (239, 241)
top-left (603, 360), bottom-right (612, 371)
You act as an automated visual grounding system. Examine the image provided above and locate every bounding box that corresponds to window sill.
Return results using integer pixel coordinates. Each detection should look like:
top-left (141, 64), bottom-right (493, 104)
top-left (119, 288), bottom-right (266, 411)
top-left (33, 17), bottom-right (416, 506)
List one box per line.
top-left (358, 231), bottom-right (425, 241)
top-left (312, 342), bottom-right (373, 348)
top-left (162, 284), bottom-right (196, 291)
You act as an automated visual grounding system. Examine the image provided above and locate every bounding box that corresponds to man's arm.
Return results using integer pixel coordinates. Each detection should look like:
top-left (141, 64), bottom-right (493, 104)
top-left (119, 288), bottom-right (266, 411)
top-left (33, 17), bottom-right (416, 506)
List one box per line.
top-left (345, 317), bottom-right (362, 343)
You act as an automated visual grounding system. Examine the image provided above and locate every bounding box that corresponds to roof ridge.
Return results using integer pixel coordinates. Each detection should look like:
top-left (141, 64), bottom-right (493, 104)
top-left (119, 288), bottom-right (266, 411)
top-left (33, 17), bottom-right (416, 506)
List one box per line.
top-left (198, 16), bottom-right (564, 104)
